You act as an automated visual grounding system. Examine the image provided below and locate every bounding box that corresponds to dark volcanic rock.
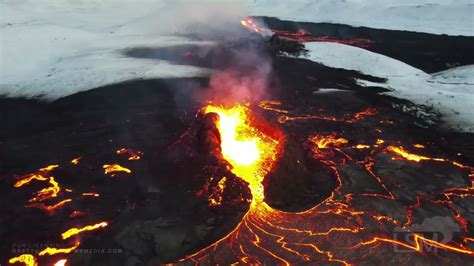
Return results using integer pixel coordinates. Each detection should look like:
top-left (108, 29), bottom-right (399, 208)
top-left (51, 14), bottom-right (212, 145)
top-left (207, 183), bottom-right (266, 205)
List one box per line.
top-left (68, 112), bottom-right (251, 265)
top-left (1, 30), bottom-right (474, 265)
top-left (263, 136), bottom-right (337, 212)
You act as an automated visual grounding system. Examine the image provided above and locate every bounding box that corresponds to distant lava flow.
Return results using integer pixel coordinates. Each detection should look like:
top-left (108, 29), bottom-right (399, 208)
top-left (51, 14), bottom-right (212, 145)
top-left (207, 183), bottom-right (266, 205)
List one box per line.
top-left (179, 102), bottom-right (474, 265)
top-left (8, 148), bottom-right (141, 266)
top-left (240, 18), bottom-right (374, 48)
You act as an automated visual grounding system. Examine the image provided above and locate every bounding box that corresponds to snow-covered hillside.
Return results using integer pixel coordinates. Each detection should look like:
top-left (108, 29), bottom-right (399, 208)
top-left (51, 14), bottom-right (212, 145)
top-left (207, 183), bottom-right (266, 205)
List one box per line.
top-left (303, 42), bottom-right (474, 132)
top-left (1, 1), bottom-right (473, 132)
top-left (0, 0), bottom-right (236, 99)
top-left (248, 0), bottom-right (474, 36)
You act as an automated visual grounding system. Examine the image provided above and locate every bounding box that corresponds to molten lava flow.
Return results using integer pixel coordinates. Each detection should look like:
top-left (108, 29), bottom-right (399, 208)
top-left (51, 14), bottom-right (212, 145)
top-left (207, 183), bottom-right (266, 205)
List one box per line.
top-left (13, 165), bottom-right (73, 214)
top-left (116, 148), bottom-right (143, 161)
top-left (274, 106), bottom-right (377, 124)
top-left (103, 164), bottom-right (131, 176)
top-left (204, 104), bottom-right (281, 203)
top-left (27, 199), bottom-right (72, 214)
top-left (387, 146), bottom-right (439, 162)
top-left (355, 144), bottom-right (371, 149)
top-left (14, 164), bottom-right (58, 187)
top-left (71, 157), bottom-right (81, 165)
top-left (82, 192), bottom-right (100, 197)
top-left (180, 101), bottom-right (474, 264)
top-left (38, 242), bottom-right (80, 256)
top-left (209, 177), bottom-right (227, 207)
top-left (8, 153), bottom-right (145, 265)
top-left (258, 100), bottom-right (289, 114)
top-left (348, 235), bottom-right (473, 255)
top-left (352, 108), bottom-right (377, 121)
top-left (309, 134), bottom-right (348, 149)
top-left (7, 99), bottom-right (474, 265)
top-left (61, 222), bottom-right (108, 240)
top-left (28, 177), bottom-right (61, 203)
top-left (8, 254), bottom-right (37, 266)
top-left (387, 146), bottom-right (473, 170)
top-left (240, 18), bottom-right (373, 48)
top-left (14, 174), bottom-right (48, 188)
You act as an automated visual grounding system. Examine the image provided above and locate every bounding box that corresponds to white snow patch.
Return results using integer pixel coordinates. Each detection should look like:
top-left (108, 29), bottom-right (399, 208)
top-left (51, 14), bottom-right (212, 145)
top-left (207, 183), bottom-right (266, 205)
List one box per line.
top-left (431, 66), bottom-right (474, 85)
top-left (248, 0), bottom-right (474, 36)
top-left (356, 79), bottom-right (386, 88)
top-left (313, 88), bottom-right (351, 94)
top-left (302, 42), bottom-right (474, 132)
top-left (304, 42), bottom-right (425, 78)
top-left (1, 0), bottom-right (250, 100)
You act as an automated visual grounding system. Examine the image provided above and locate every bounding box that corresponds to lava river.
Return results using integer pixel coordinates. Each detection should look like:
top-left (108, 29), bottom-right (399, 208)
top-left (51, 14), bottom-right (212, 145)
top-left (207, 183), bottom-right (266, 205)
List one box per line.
top-left (178, 103), bottom-right (474, 265)
top-left (6, 101), bottom-right (474, 266)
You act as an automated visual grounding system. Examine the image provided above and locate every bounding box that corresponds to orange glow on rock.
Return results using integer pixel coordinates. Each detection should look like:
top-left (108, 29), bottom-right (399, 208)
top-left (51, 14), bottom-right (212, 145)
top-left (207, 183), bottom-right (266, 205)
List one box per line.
top-left (69, 210), bottom-right (85, 218)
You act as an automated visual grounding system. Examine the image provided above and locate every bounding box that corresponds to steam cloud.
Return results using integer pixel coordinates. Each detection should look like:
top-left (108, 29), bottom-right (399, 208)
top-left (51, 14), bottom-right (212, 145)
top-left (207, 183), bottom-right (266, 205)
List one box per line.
top-left (163, 0), bottom-right (274, 105)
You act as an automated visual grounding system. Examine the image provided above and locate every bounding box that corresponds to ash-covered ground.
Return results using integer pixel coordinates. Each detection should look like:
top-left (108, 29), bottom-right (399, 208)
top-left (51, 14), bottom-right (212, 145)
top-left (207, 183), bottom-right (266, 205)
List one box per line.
top-left (1, 21), bottom-right (474, 266)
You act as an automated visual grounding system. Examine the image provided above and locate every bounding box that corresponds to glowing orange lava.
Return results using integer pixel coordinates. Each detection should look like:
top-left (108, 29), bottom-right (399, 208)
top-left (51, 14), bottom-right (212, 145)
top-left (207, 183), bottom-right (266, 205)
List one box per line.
top-left (204, 104), bottom-right (282, 203)
top-left (209, 177), bottom-right (227, 207)
top-left (388, 146), bottom-right (438, 162)
top-left (28, 177), bottom-right (61, 203)
top-left (71, 157), bottom-right (81, 165)
top-left (8, 254), bottom-right (37, 266)
top-left (82, 192), bottom-right (100, 197)
top-left (14, 164), bottom-right (58, 188)
top-left (14, 174), bottom-right (48, 188)
top-left (103, 164), bottom-right (131, 176)
top-left (38, 242), bottom-right (80, 256)
top-left (239, 18), bottom-right (373, 48)
top-left (116, 148), bottom-right (143, 161)
top-left (309, 134), bottom-right (348, 149)
top-left (7, 100), bottom-right (474, 265)
top-left (179, 103), bottom-right (474, 264)
top-left (27, 199), bottom-right (72, 214)
top-left (61, 222), bottom-right (108, 240)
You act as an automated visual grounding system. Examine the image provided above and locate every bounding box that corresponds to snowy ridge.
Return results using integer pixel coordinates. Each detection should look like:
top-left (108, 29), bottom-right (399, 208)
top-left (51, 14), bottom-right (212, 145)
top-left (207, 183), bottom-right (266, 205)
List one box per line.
top-left (248, 0), bottom-right (474, 36)
top-left (0, 0), bottom-right (216, 99)
top-left (1, 1), bottom-right (472, 132)
top-left (431, 66), bottom-right (474, 85)
top-left (303, 42), bottom-right (474, 132)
